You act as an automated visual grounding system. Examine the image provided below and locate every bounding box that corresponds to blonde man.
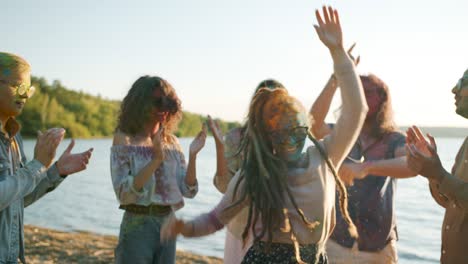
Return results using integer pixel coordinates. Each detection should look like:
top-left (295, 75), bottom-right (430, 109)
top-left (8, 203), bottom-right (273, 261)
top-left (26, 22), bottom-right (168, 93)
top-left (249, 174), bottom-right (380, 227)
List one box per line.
top-left (0, 52), bottom-right (93, 263)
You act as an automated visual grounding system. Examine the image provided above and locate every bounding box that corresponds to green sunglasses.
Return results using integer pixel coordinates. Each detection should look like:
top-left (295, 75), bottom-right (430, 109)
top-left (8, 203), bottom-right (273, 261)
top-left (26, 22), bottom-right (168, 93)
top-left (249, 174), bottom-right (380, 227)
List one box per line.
top-left (454, 72), bottom-right (468, 92)
top-left (0, 80), bottom-right (36, 98)
top-left (269, 126), bottom-right (309, 146)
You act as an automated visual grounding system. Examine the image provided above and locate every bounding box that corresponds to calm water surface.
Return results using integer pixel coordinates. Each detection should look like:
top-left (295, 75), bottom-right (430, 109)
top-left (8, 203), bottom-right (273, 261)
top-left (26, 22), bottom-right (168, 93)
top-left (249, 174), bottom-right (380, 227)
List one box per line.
top-left (23, 137), bottom-right (465, 263)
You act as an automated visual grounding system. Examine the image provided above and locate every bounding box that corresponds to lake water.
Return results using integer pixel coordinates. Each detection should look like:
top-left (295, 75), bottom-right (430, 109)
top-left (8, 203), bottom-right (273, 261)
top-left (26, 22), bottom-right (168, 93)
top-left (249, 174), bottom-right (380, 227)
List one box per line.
top-left (22, 137), bottom-right (465, 263)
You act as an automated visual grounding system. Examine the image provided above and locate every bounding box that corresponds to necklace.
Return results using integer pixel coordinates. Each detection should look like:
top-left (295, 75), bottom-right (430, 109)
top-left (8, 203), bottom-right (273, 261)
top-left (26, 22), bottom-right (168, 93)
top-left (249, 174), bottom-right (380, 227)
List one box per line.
top-left (357, 134), bottom-right (384, 157)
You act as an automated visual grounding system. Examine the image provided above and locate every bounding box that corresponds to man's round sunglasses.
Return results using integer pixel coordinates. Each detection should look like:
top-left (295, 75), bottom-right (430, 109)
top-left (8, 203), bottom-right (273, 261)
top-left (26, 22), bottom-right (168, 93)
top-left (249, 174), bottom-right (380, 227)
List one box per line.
top-left (454, 74), bottom-right (468, 93)
top-left (0, 80), bottom-right (35, 98)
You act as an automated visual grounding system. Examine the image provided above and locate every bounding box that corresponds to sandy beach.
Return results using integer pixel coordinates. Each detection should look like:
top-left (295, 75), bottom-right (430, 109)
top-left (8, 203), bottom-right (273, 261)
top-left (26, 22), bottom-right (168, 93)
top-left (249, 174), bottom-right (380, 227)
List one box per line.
top-left (24, 225), bottom-right (222, 264)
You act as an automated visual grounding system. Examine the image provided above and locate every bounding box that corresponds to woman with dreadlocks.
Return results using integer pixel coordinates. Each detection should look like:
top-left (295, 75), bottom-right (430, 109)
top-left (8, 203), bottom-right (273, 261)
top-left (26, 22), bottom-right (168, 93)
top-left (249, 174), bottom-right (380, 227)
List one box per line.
top-left (207, 79), bottom-right (286, 264)
top-left (161, 6), bottom-right (368, 263)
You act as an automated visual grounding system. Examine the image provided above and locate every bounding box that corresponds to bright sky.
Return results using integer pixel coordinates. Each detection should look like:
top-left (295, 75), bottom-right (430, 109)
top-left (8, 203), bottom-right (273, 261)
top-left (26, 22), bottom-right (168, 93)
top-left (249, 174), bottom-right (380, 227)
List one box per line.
top-left (3, 0), bottom-right (467, 127)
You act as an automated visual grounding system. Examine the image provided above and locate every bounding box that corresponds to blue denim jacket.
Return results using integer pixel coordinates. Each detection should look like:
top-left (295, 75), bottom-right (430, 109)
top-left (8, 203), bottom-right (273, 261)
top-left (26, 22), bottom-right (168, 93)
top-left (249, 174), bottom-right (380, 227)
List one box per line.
top-left (0, 119), bottom-right (63, 263)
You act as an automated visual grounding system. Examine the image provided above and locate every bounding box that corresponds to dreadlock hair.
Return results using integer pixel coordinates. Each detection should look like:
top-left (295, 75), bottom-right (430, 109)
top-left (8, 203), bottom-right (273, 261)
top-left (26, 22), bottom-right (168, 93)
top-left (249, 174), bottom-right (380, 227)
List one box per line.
top-left (231, 79), bottom-right (287, 158)
top-left (307, 132), bottom-right (358, 239)
top-left (115, 75), bottom-right (182, 145)
top-left (239, 79), bottom-right (286, 135)
top-left (228, 88), bottom-right (357, 263)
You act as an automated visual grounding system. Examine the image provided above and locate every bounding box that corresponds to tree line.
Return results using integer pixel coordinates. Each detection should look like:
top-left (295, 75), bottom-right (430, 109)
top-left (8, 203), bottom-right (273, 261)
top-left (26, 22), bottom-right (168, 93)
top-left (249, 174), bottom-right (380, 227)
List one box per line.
top-left (16, 77), bottom-right (240, 138)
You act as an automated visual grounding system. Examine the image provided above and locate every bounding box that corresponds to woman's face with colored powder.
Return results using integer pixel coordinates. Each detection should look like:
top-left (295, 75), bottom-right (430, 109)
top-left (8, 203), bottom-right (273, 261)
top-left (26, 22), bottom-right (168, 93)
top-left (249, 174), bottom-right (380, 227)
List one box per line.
top-left (362, 79), bottom-right (383, 118)
top-left (264, 99), bottom-right (308, 163)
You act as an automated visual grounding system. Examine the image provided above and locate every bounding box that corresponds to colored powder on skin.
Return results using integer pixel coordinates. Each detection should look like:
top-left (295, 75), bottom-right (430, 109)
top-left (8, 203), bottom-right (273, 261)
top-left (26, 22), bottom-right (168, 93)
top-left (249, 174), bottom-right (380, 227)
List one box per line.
top-left (0, 53), bottom-right (16, 67)
top-left (0, 53), bottom-right (16, 78)
top-left (2, 69), bottom-right (11, 76)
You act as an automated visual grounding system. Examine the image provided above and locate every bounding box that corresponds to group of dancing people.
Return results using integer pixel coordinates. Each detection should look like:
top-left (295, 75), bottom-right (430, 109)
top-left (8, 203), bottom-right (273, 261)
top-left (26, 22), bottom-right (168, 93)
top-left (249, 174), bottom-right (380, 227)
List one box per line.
top-left (1, 5), bottom-right (467, 264)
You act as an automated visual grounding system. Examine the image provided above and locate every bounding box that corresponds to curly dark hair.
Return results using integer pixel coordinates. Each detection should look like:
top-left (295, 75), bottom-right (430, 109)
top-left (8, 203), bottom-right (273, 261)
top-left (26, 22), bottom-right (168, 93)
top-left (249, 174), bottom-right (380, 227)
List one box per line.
top-left (115, 76), bottom-right (182, 143)
top-left (361, 74), bottom-right (397, 138)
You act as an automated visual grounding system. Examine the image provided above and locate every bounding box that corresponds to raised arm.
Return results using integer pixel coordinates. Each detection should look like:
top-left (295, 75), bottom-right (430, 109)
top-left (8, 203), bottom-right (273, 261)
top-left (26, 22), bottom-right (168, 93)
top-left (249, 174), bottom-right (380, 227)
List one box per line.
top-left (185, 123), bottom-right (207, 188)
top-left (310, 44), bottom-right (360, 140)
top-left (207, 116), bottom-right (230, 193)
top-left (314, 6), bottom-right (368, 168)
top-left (212, 126), bottom-right (243, 193)
top-left (130, 129), bottom-right (164, 192)
top-left (310, 75), bottom-right (337, 139)
top-left (110, 130), bottom-right (164, 204)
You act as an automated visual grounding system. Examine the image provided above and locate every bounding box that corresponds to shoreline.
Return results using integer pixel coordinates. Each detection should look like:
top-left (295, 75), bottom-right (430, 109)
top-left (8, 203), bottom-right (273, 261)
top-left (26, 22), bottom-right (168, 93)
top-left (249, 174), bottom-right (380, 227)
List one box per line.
top-left (24, 225), bottom-right (222, 264)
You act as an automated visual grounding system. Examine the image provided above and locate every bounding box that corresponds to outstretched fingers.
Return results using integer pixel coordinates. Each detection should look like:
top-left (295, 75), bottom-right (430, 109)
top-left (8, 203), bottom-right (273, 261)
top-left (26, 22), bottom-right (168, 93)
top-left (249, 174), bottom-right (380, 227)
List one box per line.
top-left (315, 9), bottom-right (324, 27)
top-left (201, 122), bottom-right (208, 137)
top-left (82, 148), bottom-right (93, 164)
top-left (413, 125), bottom-right (425, 141)
top-left (427, 134), bottom-right (438, 154)
top-left (334, 9), bottom-right (340, 26)
top-left (63, 139), bottom-right (75, 155)
top-left (322, 6), bottom-right (330, 24)
top-left (347, 43), bottom-right (356, 53)
top-left (406, 126), bottom-right (423, 145)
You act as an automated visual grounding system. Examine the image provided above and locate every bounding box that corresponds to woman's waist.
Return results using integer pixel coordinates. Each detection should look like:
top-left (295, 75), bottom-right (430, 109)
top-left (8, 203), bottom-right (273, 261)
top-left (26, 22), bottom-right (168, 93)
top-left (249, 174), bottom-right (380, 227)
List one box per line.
top-left (254, 239), bottom-right (324, 253)
top-left (266, 225), bottom-right (327, 245)
top-left (119, 203), bottom-right (172, 216)
top-left (128, 196), bottom-right (185, 210)
top-left (138, 183), bottom-right (185, 203)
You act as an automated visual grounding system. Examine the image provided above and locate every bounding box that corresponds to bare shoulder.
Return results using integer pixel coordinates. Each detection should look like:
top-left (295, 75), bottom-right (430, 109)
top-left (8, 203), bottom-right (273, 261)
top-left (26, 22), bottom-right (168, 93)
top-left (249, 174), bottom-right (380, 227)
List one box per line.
top-left (112, 131), bottom-right (131, 146)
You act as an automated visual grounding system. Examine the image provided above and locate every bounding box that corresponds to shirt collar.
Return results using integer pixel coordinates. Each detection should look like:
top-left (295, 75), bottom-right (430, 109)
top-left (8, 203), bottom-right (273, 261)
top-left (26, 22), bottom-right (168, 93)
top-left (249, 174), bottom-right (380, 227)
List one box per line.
top-left (0, 117), bottom-right (21, 140)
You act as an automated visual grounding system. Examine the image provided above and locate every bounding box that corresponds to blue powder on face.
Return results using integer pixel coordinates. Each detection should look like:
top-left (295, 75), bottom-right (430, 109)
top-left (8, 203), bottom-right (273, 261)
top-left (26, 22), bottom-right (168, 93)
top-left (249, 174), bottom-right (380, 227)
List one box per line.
top-left (2, 69), bottom-right (11, 76)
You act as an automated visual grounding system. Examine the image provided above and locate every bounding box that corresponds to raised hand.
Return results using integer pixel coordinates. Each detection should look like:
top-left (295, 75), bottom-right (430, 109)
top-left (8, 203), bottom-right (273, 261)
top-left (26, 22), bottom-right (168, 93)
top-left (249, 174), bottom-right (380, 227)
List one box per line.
top-left (56, 139), bottom-right (93, 175)
top-left (34, 128), bottom-right (65, 168)
top-left (347, 43), bottom-right (360, 66)
top-left (152, 125), bottom-right (165, 161)
top-left (406, 126), bottom-right (433, 157)
top-left (405, 126), bottom-right (444, 181)
top-left (160, 213), bottom-right (185, 242)
top-left (314, 6), bottom-right (343, 51)
top-left (189, 123), bottom-right (207, 156)
top-left (207, 115), bottom-right (223, 144)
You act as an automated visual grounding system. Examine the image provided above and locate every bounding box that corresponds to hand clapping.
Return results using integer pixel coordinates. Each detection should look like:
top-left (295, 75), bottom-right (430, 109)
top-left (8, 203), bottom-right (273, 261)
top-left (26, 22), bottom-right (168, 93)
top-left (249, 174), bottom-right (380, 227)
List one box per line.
top-left (405, 126), bottom-right (445, 182)
top-left (56, 139), bottom-right (93, 176)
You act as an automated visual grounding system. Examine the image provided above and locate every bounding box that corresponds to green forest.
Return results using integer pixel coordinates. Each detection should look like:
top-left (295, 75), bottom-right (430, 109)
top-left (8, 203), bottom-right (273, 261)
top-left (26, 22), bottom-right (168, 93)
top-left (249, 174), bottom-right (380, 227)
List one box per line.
top-left (16, 77), bottom-right (240, 138)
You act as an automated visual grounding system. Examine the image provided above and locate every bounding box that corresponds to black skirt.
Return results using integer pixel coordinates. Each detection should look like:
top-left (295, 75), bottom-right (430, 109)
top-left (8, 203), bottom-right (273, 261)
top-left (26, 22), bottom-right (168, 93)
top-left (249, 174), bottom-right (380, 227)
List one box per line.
top-left (241, 241), bottom-right (328, 264)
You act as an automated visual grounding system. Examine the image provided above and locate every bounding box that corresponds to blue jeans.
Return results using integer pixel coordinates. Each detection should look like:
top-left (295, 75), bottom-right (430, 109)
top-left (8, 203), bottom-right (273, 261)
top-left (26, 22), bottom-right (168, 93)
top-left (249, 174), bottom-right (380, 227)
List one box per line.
top-left (115, 211), bottom-right (176, 264)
